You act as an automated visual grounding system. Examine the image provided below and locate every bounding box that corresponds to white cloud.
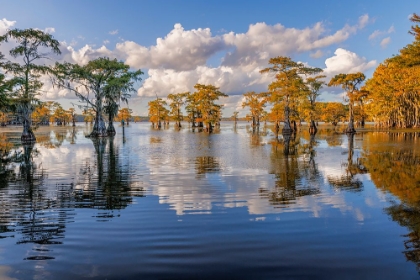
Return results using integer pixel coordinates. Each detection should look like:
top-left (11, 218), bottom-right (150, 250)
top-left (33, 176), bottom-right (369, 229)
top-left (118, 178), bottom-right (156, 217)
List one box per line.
top-left (60, 43), bottom-right (116, 65)
top-left (380, 37), bottom-right (391, 48)
top-left (0, 18), bottom-right (16, 35)
top-left (358, 14), bottom-right (370, 29)
top-left (45, 27), bottom-right (55, 34)
top-left (117, 23), bottom-right (225, 71)
top-left (369, 25), bottom-right (394, 41)
top-left (221, 16), bottom-right (367, 69)
top-left (103, 40), bottom-right (110, 45)
top-left (323, 48), bottom-right (376, 77)
top-left (222, 22), bottom-right (345, 68)
top-left (137, 65), bottom-right (271, 97)
top-left (109, 29), bottom-right (118, 35)
top-left (368, 30), bottom-right (382, 40)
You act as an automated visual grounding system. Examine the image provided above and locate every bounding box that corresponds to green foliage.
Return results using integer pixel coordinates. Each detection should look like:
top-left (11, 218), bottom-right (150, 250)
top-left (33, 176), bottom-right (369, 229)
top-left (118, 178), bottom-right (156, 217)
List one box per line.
top-left (53, 57), bottom-right (143, 137)
top-left (0, 28), bottom-right (61, 142)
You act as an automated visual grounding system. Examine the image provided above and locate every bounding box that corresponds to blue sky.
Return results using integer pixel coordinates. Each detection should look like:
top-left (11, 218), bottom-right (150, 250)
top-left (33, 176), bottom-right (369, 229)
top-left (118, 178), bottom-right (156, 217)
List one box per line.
top-left (1, 0), bottom-right (418, 116)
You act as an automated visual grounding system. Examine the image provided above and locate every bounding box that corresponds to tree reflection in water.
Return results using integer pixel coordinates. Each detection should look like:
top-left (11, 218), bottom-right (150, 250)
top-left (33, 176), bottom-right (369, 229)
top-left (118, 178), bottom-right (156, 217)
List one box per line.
top-left (327, 133), bottom-right (365, 191)
top-left (75, 137), bottom-right (145, 218)
top-left (195, 156), bottom-right (220, 177)
top-left (0, 132), bottom-right (145, 254)
top-left (0, 141), bottom-right (69, 250)
top-left (259, 132), bottom-right (320, 207)
top-left (362, 132), bottom-right (420, 273)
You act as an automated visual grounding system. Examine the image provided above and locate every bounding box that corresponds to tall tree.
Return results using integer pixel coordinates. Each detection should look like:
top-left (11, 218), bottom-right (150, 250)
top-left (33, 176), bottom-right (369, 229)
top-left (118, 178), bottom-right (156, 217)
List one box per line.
top-left (148, 98), bottom-right (168, 129)
top-left (167, 92), bottom-right (188, 128)
top-left (68, 108), bottom-right (77, 127)
top-left (391, 13), bottom-right (420, 67)
top-left (241, 91), bottom-right (267, 130)
top-left (190, 84), bottom-right (227, 133)
top-left (185, 92), bottom-right (200, 128)
top-left (260, 56), bottom-right (322, 135)
top-left (305, 75), bottom-right (325, 134)
top-left (53, 57), bottom-right (142, 137)
top-left (328, 72), bottom-right (365, 133)
top-left (0, 28), bottom-right (61, 143)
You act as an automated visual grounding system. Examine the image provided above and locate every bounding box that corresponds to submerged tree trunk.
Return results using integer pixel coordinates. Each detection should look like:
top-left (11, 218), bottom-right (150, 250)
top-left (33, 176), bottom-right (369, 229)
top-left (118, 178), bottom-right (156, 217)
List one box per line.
top-left (21, 106), bottom-right (36, 143)
top-left (106, 111), bottom-right (116, 136)
top-left (89, 112), bottom-right (108, 137)
top-left (107, 114), bottom-right (116, 136)
top-left (346, 103), bottom-right (356, 134)
top-left (282, 99), bottom-right (293, 135)
top-left (283, 133), bottom-right (291, 156)
top-left (309, 120), bottom-right (318, 135)
top-left (275, 121), bottom-right (280, 138)
top-left (206, 122), bottom-right (213, 133)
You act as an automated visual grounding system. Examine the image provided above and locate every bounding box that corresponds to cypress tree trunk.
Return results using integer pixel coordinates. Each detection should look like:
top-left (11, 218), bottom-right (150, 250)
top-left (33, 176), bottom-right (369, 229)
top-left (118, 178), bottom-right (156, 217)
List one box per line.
top-left (107, 114), bottom-right (116, 136)
top-left (283, 133), bottom-right (291, 156)
top-left (282, 101), bottom-right (293, 135)
top-left (346, 103), bottom-right (356, 134)
top-left (309, 120), bottom-right (318, 135)
top-left (21, 105), bottom-right (36, 143)
top-left (90, 112), bottom-right (108, 137)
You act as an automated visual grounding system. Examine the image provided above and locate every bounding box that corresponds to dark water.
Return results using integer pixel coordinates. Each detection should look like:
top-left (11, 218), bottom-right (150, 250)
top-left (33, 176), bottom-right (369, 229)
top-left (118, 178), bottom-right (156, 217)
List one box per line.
top-left (0, 123), bottom-right (419, 279)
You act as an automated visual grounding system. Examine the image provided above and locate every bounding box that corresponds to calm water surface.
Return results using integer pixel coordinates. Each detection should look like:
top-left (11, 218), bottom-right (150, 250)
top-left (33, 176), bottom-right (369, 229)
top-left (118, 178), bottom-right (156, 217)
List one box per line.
top-left (0, 122), bottom-right (419, 279)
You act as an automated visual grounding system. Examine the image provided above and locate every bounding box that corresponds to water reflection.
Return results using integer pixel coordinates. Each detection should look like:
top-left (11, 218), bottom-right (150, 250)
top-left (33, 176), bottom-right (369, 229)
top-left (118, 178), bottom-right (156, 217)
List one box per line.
top-left (75, 137), bottom-right (145, 216)
top-left (259, 133), bottom-right (321, 207)
top-left (0, 125), bottom-right (419, 278)
top-left (327, 134), bottom-right (365, 191)
top-left (0, 141), bottom-right (68, 252)
top-left (0, 130), bottom-right (144, 249)
top-left (361, 132), bottom-right (420, 273)
top-left (195, 156), bottom-right (220, 176)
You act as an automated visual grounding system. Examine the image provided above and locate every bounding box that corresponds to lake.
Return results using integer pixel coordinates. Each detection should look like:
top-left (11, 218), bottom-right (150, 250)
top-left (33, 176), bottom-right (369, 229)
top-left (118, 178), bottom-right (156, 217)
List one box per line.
top-left (0, 122), bottom-right (419, 279)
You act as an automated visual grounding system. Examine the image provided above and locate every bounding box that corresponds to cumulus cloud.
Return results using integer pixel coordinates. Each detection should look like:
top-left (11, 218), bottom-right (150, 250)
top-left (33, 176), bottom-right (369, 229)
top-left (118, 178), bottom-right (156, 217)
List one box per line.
top-left (137, 65), bottom-right (271, 97)
top-left (56, 15), bottom-right (370, 73)
top-left (60, 43), bottom-right (116, 65)
top-left (324, 48), bottom-right (376, 76)
top-left (109, 29), bottom-right (118, 35)
top-left (221, 17), bottom-right (367, 69)
top-left (0, 18), bottom-right (16, 35)
top-left (116, 24), bottom-right (225, 71)
top-left (380, 37), bottom-right (391, 48)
